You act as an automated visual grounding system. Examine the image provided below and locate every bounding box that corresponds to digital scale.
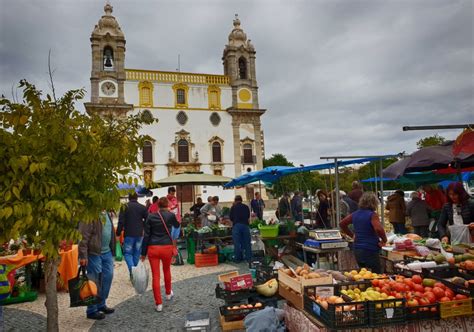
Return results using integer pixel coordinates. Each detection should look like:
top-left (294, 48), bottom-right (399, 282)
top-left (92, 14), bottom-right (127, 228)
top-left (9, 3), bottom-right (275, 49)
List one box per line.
top-left (305, 229), bottom-right (348, 249)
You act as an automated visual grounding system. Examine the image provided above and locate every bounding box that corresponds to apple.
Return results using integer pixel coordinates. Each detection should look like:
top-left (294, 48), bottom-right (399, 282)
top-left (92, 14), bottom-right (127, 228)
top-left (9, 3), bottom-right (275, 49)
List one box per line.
top-left (439, 297), bottom-right (451, 303)
top-left (418, 297), bottom-right (430, 306)
top-left (433, 287), bottom-right (445, 299)
top-left (434, 282), bottom-right (446, 290)
top-left (445, 288), bottom-right (455, 299)
top-left (407, 299), bottom-right (419, 307)
top-left (412, 275), bottom-right (422, 284)
top-left (413, 284), bottom-right (424, 293)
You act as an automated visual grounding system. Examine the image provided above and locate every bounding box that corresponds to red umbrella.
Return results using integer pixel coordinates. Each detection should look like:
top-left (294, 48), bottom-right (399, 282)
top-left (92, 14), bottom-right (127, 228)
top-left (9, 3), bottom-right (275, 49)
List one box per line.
top-left (453, 128), bottom-right (474, 156)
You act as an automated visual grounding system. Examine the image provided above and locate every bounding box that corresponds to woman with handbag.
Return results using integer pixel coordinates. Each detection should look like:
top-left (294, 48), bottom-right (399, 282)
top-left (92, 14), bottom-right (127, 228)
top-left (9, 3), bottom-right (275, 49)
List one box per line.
top-left (141, 197), bottom-right (180, 312)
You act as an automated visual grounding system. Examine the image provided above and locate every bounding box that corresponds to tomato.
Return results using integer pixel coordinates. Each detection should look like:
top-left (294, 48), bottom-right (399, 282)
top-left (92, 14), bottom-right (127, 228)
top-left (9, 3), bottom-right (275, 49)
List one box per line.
top-left (381, 287), bottom-right (391, 296)
top-left (424, 291), bottom-right (437, 304)
top-left (394, 283), bottom-right (406, 293)
top-left (414, 291), bottom-right (424, 298)
top-left (405, 285), bottom-right (411, 292)
top-left (413, 284), bottom-right (424, 293)
top-left (445, 288), bottom-right (455, 299)
top-left (439, 297), bottom-right (451, 303)
top-left (455, 294), bottom-right (468, 300)
top-left (372, 279), bottom-right (380, 287)
top-left (433, 287), bottom-right (446, 299)
top-left (404, 280), bottom-right (415, 290)
top-left (407, 299), bottom-right (419, 307)
top-left (412, 275), bottom-right (422, 284)
top-left (424, 287), bottom-right (432, 292)
top-left (395, 293), bottom-right (404, 299)
top-left (418, 297), bottom-right (430, 306)
top-left (434, 282), bottom-right (446, 290)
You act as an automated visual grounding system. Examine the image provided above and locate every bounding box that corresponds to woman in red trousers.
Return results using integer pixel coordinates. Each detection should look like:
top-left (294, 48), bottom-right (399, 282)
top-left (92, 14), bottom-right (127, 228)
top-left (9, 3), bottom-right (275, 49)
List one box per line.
top-left (141, 197), bottom-right (179, 312)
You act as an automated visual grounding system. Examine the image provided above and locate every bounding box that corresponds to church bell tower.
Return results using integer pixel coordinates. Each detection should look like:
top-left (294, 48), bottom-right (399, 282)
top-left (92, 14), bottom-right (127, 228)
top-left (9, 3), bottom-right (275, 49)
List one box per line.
top-left (84, 3), bottom-right (133, 116)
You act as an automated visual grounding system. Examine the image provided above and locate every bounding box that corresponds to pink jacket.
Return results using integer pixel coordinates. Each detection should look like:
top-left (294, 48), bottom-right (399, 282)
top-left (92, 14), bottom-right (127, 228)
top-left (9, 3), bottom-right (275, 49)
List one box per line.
top-left (167, 194), bottom-right (182, 222)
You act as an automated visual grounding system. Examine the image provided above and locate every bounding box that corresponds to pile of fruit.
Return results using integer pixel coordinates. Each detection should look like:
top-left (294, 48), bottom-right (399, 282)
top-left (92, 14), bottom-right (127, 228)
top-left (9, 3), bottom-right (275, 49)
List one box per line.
top-left (281, 264), bottom-right (329, 280)
top-left (342, 268), bottom-right (387, 281)
top-left (226, 302), bottom-right (263, 311)
top-left (307, 293), bottom-right (362, 311)
top-left (343, 275), bottom-right (469, 310)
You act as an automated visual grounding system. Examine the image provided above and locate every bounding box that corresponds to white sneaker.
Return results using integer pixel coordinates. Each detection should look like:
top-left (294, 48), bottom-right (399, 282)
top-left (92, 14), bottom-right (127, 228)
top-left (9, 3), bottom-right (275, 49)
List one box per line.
top-left (166, 290), bottom-right (174, 301)
top-left (156, 304), bottom-right (163, 312)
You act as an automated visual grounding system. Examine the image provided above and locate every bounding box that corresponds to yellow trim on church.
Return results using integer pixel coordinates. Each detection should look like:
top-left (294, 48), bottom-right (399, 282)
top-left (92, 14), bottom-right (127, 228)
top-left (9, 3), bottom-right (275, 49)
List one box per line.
top-left (126, 69), bottom-right (230, 85)
top-left (138, 81), bottom-right (154, 107)
top-left (208, 85), bottom-right (221, 110)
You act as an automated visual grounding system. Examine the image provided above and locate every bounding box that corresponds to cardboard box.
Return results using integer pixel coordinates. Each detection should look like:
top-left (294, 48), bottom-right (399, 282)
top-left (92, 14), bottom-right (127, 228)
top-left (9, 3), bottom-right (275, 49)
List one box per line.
top-left (218, 271), bottom-right (253, 291)
top-left (279, 282), bottom-right (304, 310)
top-left (278, 269), bottom-right (333, 293)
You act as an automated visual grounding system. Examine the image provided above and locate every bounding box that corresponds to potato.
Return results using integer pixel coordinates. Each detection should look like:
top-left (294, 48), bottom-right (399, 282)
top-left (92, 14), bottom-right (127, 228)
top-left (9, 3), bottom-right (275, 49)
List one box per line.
top-left (295, 266), bottom-right (303, 275)
top-left (300, 270), bottom-right (309, 276)
top-left (307, 272), bottom-right (320, 279)
top-left (303, 263), bottom-right (310, 271)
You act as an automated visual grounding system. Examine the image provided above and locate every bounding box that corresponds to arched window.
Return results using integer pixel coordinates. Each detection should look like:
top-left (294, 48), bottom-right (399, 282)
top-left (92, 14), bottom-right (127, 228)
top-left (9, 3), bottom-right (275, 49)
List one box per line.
top-left (103, 46), bottom-right (114, 70)
top-left (243, 143), bottom-right (253, 164)
top-left (208, 85), bottom-right (221, 109)
top-left (178, 139), bottom-right (189, 162)
top-left (238, 57), bottom-right (247, 79)
top-left (177, 89), bottom-right (186, 105)
top-left (143, 141), bottom-right (153, 163)
top-left (212, 142), bottom-right (222, 163)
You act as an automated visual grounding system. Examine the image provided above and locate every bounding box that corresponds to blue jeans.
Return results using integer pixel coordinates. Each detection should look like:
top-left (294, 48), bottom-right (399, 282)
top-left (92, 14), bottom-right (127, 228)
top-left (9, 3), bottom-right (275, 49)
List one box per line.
top-left (354, 248), bottom-right (381, 274)
top-left (392, 223), bottom-right (407, 235)
top-left (232, 223), bottom-right (252, 262)
top-left (171, 226), bottom-right (181, 240)
top-left (123, 236), bottom-right (143, 273)
top-left (86, 251), bottom-right (114, 315)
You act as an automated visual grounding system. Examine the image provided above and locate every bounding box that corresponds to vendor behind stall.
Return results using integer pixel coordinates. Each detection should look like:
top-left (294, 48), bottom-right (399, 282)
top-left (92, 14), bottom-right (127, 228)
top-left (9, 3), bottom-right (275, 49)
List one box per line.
top-left (340, 192), bottom-right (387, 274)
top-left (438, 182), bottom-right (474, 244)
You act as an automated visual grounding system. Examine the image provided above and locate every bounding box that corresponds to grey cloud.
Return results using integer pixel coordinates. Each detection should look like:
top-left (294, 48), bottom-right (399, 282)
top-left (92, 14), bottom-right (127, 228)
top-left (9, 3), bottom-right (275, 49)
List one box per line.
top-left (1, 0), bottom-right (472, 166)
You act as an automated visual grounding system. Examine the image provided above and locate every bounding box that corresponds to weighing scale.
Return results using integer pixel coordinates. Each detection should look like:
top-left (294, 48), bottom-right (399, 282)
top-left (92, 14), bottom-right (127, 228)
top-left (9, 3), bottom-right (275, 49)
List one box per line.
top-left (304, 229), bottom-right (348, 249)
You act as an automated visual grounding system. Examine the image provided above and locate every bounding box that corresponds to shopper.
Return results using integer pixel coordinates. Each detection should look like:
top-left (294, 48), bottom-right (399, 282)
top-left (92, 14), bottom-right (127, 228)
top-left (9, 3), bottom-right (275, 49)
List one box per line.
top-left (166, 187), bottom-right (182, 240)
top-left (230, 195), bottom-right (252, 263)
top-left (422, 184), bottom-right (447, 237)
top-left (117, 193), bottom-right (148, 275)
top-left (277, 193), bottom-right (292, 219)
top-left (341, 191), bottom-right (358, 214)
top-left (291, 191), bottom-right (303, 222)
top-left (438, 182), bottom-right (474, 244)
top-left (200, 196), bottom-right (222, 227)
top-left (349, 181), bottom-right (364, 204)
top-left (141, 197), bottom-right (180, 312)
top-left (148, 196), bottom-right (159, 213)
top-left (386, 190), bottom-right (407, 234)
top-left (406, 192), bottom-right (431, 238)
top-left (190, 197), bottom-right (205, 220)
top-left (251, 192), bottom-right (265, 220)
top-left (340, 192), bottom-right (387, 274)
top-left (79, 211), bottom-right (116, 320)
top-left (316, 191), bottom-right (330, 228)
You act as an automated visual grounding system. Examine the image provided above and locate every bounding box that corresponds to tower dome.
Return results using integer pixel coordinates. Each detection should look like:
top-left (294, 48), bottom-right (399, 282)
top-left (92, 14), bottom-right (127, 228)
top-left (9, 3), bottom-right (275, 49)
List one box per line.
top-left (228, 15), bottom-right (247, 47)
top-left (92, 2), bottom-right (124, 38)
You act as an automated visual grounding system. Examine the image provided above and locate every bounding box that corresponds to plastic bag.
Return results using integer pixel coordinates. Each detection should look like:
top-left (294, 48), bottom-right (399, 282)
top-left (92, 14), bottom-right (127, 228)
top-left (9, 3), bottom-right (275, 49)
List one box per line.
top-left (68, 266), bottom-right (101, 307)
top-left (115, 242), bottom-right (123, 262)
top-left (448, 224), bottom-right (472, 245)
top-left (131, 260), bottom-right (149, 295)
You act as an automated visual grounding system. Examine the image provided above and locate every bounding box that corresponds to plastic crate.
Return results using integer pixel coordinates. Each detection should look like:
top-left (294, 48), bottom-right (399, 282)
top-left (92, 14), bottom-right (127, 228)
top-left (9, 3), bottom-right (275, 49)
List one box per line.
top-left (439, 298), bottom-right (473, 319)
top-left (220, 303), bottom-right (265, 322)
top-left (406, 303), bottom-right (440, 321)
top-left (421, 266), bottom-right (474, 297)
top-left (215, 284), bottom-right (256, 303)
top-left (258, 224), bottom-right (279, 238)
top-left (334, 280), bottom-right (371, 294)
top-left (255, 265), bottom-right (277, 283)
top-left (367, 298), bottom-right (406, 327)
top-left (303, 285), bottom-right (369, 330)
top-left (194, 253), bottom-right (218, 267)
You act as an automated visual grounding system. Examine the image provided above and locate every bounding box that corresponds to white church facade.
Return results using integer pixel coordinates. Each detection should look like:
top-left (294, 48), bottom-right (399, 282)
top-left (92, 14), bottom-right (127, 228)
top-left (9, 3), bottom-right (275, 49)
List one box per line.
top-left (85, 3), bottom-right (266, 202)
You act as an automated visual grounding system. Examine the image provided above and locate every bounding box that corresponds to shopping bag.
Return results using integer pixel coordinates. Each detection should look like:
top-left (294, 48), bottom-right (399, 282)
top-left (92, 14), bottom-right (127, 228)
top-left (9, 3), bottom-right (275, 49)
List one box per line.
top-left (115, 242), bottom-right (123, 262)
top-left (172, 248), bottom-right (184, 266)
top-left (448, 224), bottom-right (472, 245)
top-left (131, 260), bottom-right (149, 295)
top-left (68, 266), bottom-right (100, 307)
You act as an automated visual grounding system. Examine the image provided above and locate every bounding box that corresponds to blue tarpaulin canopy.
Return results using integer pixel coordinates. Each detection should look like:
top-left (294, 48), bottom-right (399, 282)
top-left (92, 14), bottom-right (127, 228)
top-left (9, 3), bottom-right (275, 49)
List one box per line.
top-left (117, 183), bottom-right (153, 197)
top-left (224, 158), bottom-right (377, 188)
top-left (361, 172), bottom-right (472, 186)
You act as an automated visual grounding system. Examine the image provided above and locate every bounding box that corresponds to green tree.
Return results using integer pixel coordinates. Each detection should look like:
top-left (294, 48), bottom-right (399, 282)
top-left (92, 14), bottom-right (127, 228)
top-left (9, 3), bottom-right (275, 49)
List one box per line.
top-left (0, 80), bottom-right (154, 331)
top-left (416, 134), bottom-right (446, 149)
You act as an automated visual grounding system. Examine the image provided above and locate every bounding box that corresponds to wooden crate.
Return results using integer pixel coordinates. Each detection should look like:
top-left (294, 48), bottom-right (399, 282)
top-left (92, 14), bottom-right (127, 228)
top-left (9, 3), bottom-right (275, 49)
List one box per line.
top-left (279, 282), bottom-right (304, 310)
top-left (219, 313), bottom-right (244, 331)
top-left (278, 269), bottom-right (333, 293)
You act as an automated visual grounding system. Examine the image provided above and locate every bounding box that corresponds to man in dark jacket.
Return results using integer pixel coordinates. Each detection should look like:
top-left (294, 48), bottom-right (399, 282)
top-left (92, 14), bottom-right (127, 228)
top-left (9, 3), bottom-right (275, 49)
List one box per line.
top-left (79, 211), bottom-right (116, 320)
top-left (291, 191), bottom-right (303, 222)
top-left (250, 192), bottom-right (265, 220)
top-left (117, 193), bottom-right (148, 274)
top-left (277, 193), bottom-right (291, 219)
top-left (230, 195), bottom-right (252, 262)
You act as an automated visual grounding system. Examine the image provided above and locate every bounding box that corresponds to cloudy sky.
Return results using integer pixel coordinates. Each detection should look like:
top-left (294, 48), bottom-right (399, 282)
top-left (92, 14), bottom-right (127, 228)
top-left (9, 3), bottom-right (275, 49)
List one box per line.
top-left (1, 0), bottom-right (472, 165)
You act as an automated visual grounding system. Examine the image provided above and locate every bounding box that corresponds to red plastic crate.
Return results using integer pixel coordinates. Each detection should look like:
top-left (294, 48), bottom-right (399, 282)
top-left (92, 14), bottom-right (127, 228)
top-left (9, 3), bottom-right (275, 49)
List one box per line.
top-left (195, 253), bottom-right (218, 267)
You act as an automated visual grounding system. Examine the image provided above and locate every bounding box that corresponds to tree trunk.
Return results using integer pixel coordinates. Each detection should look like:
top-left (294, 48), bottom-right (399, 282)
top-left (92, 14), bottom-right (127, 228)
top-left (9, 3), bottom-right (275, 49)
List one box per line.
top-left (44, 257), bottom-right (60, 332)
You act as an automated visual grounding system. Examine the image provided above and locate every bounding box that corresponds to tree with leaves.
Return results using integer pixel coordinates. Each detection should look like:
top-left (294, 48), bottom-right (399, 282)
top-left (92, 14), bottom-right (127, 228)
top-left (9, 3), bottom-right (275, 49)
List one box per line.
top-left (416, 134), bottom-right (446, 149)
top-left (0, 80), bottom-right (154, 331)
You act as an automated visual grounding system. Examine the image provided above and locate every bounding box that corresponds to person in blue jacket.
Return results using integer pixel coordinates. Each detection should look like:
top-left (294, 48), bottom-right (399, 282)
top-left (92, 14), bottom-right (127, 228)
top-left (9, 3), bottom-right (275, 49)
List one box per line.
top-left (230, 195), bottom-right (252, 263)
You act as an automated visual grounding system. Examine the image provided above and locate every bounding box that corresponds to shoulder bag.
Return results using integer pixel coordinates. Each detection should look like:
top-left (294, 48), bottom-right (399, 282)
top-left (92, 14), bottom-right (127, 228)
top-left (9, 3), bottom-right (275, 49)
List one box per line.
top-left (157, 211), bottom-right (179, 257)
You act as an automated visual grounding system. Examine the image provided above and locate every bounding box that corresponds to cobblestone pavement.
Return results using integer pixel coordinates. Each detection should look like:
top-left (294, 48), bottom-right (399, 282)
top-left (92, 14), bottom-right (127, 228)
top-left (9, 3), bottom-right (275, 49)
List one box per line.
top-left (2, 261), bottom-right (247, 331)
